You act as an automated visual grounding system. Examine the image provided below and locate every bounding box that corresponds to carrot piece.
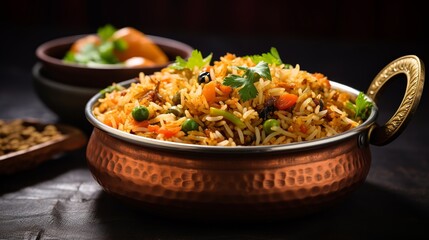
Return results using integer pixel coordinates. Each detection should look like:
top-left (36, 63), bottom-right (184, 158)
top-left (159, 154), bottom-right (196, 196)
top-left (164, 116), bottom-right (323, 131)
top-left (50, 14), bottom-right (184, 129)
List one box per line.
top-left (133, 120), bottom-right (150, 127)
top-left (158, 126), bottom-right (181, 138)
top-left (103, 118), bottom-right (113, 127)
top-left (300, 124), bottom-right (308, 133)
top-left (112, 27), bottom-right (168, 64)
top-left (147, 125), bottom-right (160, 132)
top-left (275, 93), bottom-right (298, 110)
top-left (218, 84), bottom-right (232, 96)
top-left (202, 81), bottom-right (217, 103)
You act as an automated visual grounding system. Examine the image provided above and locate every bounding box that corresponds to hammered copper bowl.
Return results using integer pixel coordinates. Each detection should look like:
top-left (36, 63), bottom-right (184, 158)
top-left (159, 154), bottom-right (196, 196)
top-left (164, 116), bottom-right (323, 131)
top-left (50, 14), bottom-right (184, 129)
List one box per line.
top-left (85, 55), bottom-right (424, 220)
top-left (36, 34), bottom-right (194, 88)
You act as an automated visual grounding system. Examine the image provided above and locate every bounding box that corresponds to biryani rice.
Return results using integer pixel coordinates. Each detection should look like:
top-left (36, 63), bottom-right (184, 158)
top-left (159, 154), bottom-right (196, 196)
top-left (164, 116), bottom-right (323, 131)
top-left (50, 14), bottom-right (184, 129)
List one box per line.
top-left (93, 53), bottom-right (364, 146)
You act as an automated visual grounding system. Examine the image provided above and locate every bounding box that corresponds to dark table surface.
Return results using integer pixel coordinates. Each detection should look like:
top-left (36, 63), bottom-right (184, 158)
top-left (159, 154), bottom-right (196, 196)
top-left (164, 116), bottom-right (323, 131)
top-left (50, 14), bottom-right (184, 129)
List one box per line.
top-left (1, 26), bottom-right (428, 239)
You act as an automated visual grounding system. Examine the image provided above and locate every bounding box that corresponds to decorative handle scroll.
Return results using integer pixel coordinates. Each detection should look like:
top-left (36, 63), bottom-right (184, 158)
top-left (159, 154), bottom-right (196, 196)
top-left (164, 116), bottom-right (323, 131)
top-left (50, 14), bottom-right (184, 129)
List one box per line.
top-left (367, 55), bottom-right (425, 146)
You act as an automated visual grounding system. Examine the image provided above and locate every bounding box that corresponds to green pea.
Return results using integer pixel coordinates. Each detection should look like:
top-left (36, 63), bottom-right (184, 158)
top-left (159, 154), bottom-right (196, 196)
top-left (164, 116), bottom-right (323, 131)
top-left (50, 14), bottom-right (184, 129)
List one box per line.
top-left (181, 119), bottom-right (199, 133)
top-left (132, 106), bottom-right (149, 121)
top-left (263, 119), bottom-right (280, 134)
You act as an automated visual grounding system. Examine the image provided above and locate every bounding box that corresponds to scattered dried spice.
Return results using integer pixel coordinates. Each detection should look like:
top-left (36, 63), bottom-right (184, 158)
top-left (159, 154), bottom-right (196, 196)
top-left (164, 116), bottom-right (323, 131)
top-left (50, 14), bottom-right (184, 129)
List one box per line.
top-left (0, 119), bottom-right (63, 156)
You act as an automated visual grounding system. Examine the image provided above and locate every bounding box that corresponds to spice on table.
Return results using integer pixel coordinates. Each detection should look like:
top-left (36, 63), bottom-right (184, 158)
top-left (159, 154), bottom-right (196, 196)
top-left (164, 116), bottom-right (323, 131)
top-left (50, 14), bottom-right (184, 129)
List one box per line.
top-left (0, 119), bottom-right (63, 156)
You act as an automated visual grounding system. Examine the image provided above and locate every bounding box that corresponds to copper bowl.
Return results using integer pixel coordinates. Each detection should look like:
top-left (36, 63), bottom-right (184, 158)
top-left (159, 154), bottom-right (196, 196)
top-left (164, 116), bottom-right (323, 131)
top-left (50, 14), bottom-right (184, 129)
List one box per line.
top-left (85, 55), bottom-right (425, 220)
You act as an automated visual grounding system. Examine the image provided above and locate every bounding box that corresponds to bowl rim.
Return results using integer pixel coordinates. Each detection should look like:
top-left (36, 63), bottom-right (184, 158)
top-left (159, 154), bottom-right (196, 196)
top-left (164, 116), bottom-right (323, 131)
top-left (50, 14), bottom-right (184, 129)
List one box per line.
top-left (36, 34), bottom-right (194, 71)
top-left (85, 79), bottom-right (378, 153)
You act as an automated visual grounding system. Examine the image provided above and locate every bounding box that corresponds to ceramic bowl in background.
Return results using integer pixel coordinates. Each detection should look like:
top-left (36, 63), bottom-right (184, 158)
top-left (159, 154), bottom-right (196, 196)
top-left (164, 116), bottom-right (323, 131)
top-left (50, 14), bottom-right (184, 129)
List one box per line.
top-left (32, 63), bottom-right (100, 131)
top-left (33, 33), bottom-right (193, 130)
top-left (35, 34), bottom-right (194, 88)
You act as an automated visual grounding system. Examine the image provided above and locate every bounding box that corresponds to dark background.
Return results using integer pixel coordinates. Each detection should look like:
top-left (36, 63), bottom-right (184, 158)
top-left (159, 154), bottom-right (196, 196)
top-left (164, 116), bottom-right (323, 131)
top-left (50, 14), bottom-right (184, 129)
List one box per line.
top-left (1, 0), bottom-right (428, 132)
top-left (1, 1), bottom-right (428, 239)
top-left (1, 0), bottom-right (428, 103)
top-left (3, 0), bottom-right (427, 41)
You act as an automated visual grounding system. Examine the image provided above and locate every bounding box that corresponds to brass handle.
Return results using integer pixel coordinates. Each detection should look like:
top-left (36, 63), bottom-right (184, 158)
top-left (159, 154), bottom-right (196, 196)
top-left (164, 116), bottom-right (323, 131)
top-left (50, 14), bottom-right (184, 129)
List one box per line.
top-left (367, 55), bottom-right (425, 146)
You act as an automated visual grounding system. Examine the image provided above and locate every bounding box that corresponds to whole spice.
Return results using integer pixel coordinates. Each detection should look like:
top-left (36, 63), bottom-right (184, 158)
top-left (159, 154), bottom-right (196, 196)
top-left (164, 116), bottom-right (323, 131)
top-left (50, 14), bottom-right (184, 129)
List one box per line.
top-left (0, 119), bottom-right (63, 156)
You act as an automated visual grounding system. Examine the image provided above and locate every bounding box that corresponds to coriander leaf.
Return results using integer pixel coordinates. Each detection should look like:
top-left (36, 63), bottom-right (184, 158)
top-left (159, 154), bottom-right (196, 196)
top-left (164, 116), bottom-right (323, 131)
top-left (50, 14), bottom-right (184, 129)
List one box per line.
top-left (187, 50), bottom-right (212, 68)
top-left (223, 75), bottom-right (247, 88)
top-left (114, 39), bottom-right (128, 52)
top-left (346, 92), bottom-right (373, 120)
top-left (224, 75), bottom-right (258, 101)
top-left (170, 56), bottom-right (187, 69)
top-left (98, 41), bottom-right (120, 64)
top-left (269, 47), bottom-right (281, 62)
top-left (248, 61), bottom-right (271, 80)
top-left (248, 47), bottom-right (283, 65)
top-left (63, 24), bottom-right (128, 65)
top-left (223, 61), bottom-right (272, 101)
top-left (169, 49), bottom-right (212, 70)
top-left (97, 24), bottom-right (117, 41)
top-left (238, 81), bottom-right (258, 101)
top-left (63, 51), bottom-right (76, 63)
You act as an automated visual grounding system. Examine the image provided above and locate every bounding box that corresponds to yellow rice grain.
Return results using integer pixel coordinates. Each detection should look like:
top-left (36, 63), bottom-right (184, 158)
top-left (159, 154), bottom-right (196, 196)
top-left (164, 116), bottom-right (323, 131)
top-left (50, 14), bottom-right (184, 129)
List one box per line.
top-left (236, 127), bottom-right (245, 145)
top-left (254, 126), bottom-right (261, 145)
top-left (223, 122), bottom-right (234, 138)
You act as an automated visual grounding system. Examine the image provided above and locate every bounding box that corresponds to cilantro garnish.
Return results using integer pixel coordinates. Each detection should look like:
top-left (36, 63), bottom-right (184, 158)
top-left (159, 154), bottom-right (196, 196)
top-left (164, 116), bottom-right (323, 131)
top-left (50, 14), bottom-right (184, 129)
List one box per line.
top-left (63, 24), bottom-right (127, 65)
top-left (169, 50), bottom-right (212, 70)
top-left (247, 47), bottom-right (292, 68)
top-left (97, 24), bottom-right (116, 41)
top-left (247, 47), bottom-right (282, 65)
top-left (99, 84), bottom-right (125, 97)
top-left (346, 92), bottom-right (373, 120)
top-left (223, 61), bottom-right (272, 101)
